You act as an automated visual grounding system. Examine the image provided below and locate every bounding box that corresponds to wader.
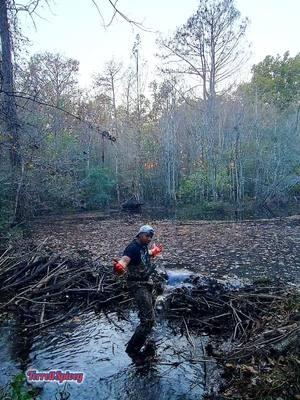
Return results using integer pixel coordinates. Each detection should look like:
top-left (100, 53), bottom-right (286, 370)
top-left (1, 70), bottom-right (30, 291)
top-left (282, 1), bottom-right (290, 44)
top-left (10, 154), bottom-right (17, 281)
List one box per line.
top-left (125, 248), bottom-right (155, 354)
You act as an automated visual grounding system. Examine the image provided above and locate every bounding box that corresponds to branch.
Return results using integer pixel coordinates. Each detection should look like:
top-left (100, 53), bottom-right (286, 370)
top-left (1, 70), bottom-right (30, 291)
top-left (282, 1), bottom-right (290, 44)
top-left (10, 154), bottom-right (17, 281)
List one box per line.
top-left (160, 41), bottom-right (204, 80)
top-left (91, 0), bottom-right (152, 32)
top-left (1, 90), bottom-right (116, 142)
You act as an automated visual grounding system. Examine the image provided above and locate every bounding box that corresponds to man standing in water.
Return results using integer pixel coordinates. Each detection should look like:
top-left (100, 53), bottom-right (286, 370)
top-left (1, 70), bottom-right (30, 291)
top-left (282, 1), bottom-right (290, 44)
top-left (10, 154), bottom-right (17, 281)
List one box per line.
top-left (113, 225), bottom-right (163, 359)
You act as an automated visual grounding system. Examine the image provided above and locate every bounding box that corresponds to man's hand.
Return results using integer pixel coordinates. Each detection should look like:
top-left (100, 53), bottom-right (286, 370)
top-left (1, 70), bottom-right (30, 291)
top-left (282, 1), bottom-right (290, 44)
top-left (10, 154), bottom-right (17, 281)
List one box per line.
top-left (113, 259), bottom-right (126, 275)
top-left (113, 256), bottom-right (130, 276)
top-left (150, 244), bottom-right (163, 257)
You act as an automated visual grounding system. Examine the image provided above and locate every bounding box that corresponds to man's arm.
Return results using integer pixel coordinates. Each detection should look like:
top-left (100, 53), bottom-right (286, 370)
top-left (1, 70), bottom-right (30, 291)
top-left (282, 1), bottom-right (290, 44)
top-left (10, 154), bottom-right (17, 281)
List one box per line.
top-left (113, 255), bottom-right (130, 275)
top-left (119, 256), bottom-right (131, 267)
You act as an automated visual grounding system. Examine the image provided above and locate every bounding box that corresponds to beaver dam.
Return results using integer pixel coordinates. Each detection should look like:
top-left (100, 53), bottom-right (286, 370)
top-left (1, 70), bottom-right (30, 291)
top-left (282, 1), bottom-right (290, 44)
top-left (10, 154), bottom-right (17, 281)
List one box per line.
top-left (0, 230), bottom-right (299, 400)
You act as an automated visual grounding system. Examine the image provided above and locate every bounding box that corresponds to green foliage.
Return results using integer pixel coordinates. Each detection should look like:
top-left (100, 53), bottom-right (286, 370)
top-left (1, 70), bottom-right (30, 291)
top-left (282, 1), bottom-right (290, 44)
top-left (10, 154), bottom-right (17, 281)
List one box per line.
top-left (250, 52), bottom-right (300, 110)
top-left (23, 129), bottom-right (87, 213)
top-left (178, 170), bottom-right (208, 204)
top-left (1, 47), bottom-right (299, 222)
top-left (215, 168), bottom-right (232, 198)
top-left (82, 167), bottom-right (115, 209)
top-left (0, 373), bottom-right (40, 400)
top-left (178, 167), bottom-right (231, 204)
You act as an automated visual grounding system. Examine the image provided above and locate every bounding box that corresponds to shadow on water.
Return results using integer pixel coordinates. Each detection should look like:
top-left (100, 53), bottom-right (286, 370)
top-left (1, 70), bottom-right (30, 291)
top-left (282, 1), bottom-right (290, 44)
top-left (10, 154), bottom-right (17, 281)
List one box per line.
top-left (121, 203), bottom-right (299, 221)
top-left (0, 270), bottom-right (221, 400)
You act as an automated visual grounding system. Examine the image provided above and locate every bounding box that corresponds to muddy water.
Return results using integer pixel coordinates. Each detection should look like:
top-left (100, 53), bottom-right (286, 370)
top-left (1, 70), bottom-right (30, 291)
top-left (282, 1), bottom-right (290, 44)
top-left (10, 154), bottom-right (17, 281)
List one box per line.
top-left (0, 270), bottom-right (218, 400)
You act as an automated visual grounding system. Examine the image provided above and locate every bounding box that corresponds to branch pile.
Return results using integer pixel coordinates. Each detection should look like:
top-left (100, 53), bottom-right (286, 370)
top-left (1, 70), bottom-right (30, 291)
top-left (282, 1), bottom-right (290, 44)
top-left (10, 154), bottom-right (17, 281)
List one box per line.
top-left (0, 244), bottom-right (299, 398)
top-left (0, 244), bottom-right (129, 331)
top-left (164, 277), bottom-right (300, 399)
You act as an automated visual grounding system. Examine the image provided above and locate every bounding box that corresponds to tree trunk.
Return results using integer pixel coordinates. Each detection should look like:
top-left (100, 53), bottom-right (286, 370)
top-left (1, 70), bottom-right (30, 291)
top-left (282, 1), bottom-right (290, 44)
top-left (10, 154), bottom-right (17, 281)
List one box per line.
top-left (0, 0), bottom-right (20, 167)
top-left (0, 0), bottom-right (25, 224)
top-left (110, 73), bottom-right (121, 204)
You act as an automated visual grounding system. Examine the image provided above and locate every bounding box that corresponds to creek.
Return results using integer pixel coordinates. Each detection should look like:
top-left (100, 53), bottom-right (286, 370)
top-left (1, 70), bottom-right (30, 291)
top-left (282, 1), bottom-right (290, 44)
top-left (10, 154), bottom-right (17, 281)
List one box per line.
top-left (0, 269), bottom-right (221, 400)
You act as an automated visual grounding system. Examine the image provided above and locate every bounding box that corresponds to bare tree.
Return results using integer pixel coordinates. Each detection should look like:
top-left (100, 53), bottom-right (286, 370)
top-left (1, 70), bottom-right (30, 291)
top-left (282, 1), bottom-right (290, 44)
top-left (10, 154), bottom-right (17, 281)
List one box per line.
top-left (20, 52), bottom-right (80, 108)
top-left (94, 59), bottom-right (123, 202)
top-left (160, 0), bottom-right (249, 102)
top-left (94, 59), bottom-right (122, 128)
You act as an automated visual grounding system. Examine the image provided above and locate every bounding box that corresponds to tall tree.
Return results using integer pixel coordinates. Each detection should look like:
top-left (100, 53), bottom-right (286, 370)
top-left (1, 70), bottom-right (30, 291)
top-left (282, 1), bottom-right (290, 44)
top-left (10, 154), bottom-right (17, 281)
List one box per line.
top-left (160, 0), bottom-right (248, 102)
top-left (94, 59), bottom-right (122, 202)
top-left (93, 59), bottom-right (122, 130)
top-left (20, 52), bottom-right (80, 109)
top-left (0, 0), bottom-right (20, 167)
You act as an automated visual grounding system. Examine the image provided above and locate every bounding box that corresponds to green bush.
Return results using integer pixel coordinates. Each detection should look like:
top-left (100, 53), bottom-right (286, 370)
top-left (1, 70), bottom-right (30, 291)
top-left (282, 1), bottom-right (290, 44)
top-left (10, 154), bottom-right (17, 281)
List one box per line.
top-left (200, 200), bottom-right (226, 212)
top-left (177, 170), bottom-right (208, 204)
top-left (0, 373), bottom-right (40, 400)
top-left (82, 167), bottom-right (115, 209)
top-left (177, 168), bottom-right (231, 204)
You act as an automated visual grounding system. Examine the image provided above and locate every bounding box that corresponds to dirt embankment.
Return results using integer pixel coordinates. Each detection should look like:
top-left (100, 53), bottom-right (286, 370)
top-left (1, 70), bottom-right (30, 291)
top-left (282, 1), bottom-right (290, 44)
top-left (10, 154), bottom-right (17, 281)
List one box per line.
top-left (30, 214), bottom-right (300, 283)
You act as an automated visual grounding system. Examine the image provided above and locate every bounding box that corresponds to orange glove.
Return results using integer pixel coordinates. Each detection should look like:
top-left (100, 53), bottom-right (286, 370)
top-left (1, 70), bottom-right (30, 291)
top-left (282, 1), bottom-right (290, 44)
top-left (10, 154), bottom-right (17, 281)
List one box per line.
top-left (150, 244), bottom-right (163, 257)
top-left (113, 259), bottom-right (126, 275)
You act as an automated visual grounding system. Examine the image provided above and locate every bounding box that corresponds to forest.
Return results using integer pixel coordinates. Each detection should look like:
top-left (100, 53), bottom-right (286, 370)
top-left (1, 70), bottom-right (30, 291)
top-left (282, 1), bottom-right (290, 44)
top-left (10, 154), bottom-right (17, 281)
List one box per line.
top-left (1, 0), bottom-right (299, 232)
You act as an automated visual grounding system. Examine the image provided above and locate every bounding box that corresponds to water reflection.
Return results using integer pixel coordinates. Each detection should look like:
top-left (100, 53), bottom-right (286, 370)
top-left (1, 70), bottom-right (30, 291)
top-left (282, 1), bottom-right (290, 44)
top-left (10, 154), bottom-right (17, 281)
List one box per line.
top-left (1, 270), bottom-right (219, 399)
top-left (25, 310), bottom-right (206, 399)
top-left (120, 204), bottom-right (293, 221)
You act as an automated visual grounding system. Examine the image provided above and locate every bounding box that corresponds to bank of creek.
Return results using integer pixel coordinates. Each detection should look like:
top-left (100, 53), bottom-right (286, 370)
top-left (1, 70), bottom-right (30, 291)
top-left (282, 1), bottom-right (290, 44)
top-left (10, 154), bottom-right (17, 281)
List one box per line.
top-left (0, 214), bottom-right (299, 399)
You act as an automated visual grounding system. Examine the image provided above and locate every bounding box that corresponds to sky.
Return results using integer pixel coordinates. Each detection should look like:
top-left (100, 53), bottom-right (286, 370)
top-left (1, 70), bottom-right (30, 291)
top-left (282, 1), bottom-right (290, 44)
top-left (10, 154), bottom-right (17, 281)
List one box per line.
top-left (19, 0), bottom-right (300, 89)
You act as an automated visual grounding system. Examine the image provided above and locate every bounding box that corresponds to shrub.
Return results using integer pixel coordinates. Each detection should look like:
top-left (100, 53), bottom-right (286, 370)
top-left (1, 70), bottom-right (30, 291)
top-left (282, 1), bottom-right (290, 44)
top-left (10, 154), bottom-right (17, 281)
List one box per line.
top-left (82, 167), bottom-right (115, 209)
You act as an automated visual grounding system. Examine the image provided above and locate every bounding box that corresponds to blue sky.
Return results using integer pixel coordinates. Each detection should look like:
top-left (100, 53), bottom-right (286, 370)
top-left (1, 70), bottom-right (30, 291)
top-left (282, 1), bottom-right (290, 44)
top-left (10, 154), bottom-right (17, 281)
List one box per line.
top-left (20, 0), bottom-right (300, 88)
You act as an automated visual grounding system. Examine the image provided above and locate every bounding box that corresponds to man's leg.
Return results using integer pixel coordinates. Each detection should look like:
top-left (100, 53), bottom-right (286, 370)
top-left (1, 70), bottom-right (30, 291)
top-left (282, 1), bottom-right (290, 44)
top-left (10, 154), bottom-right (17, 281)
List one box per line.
top-left (126, 284), bottom-right (155, 354)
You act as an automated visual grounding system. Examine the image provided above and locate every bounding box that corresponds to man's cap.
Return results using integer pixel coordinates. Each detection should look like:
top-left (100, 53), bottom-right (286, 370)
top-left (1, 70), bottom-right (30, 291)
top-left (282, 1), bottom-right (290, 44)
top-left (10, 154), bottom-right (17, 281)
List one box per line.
top-left (136, 225), bottom-right (154, 236)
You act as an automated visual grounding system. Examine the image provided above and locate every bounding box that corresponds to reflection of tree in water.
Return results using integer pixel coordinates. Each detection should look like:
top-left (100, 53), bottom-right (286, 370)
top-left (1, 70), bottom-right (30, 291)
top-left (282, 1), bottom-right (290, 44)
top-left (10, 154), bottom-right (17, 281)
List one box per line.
top-left (55, 383), bottom-right (71, 400)
top-left (96, 328), bottom-right (206, 400)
